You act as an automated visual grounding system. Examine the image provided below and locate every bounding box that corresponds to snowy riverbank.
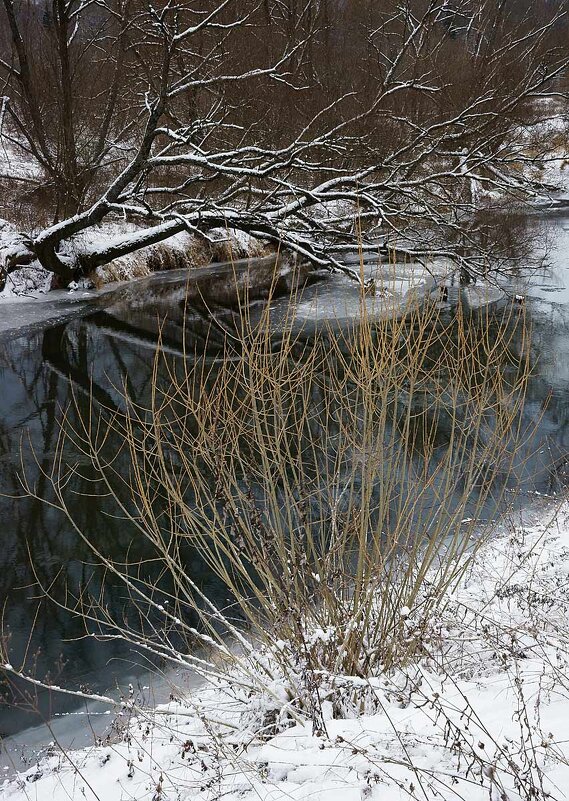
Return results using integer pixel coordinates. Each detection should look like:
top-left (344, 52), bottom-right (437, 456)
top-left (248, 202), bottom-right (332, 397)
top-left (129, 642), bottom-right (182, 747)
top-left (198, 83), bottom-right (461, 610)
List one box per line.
top-left (3, 499), bottom-right (569, 801)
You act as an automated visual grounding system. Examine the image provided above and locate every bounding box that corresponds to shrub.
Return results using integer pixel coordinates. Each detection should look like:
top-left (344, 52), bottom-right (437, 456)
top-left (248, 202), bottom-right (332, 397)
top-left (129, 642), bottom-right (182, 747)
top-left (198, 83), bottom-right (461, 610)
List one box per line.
top-left (21, 269), bottom-right (536, 723)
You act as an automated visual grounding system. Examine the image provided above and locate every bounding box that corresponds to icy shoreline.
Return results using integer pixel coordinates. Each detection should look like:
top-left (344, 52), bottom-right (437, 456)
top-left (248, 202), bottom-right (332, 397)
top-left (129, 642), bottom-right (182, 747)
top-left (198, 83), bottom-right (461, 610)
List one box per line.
top-left (3, 499), bottom-right (569, 801)
top-left (0, 281), bottom-right (119, 338)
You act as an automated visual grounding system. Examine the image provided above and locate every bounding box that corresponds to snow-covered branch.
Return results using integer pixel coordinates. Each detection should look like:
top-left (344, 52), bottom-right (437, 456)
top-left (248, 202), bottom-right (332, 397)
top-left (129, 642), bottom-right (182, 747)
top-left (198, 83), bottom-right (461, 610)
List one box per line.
top-left (0, 0), bottom-right (566, 283)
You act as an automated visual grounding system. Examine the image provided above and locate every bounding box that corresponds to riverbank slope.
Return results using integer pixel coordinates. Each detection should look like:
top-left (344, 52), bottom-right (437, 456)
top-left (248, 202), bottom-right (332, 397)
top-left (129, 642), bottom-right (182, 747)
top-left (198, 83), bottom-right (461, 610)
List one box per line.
top-left (3, 498), bottom-right (569, 801)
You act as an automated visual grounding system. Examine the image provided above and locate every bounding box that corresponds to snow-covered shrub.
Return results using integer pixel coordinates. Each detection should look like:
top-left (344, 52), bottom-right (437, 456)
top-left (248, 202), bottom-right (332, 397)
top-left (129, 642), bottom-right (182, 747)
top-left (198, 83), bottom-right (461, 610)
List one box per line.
top-left (8, 507), bottom-right (569, 801)
top-left (1, 265), bottom-right (53, 297)
top-left (0, 219), bottom-right (36, 291)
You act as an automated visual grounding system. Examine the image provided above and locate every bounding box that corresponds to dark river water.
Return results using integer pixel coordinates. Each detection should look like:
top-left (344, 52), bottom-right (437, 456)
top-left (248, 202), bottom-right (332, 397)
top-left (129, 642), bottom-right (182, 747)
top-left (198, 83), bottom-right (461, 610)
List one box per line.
top-left (1, 213), bottom-right (569, 767)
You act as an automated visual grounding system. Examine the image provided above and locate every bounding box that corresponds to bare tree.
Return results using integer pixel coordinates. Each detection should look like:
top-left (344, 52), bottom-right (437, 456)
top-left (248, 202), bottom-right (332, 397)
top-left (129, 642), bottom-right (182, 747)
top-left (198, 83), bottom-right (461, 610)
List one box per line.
top-left (0, 0), bottom-right (567, 285)
top-left (0, 0), bottom-right (133, 219)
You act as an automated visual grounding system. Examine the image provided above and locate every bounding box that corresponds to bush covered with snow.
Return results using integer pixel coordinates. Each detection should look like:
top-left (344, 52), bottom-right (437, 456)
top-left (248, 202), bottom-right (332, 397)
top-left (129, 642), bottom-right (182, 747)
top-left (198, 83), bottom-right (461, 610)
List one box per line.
top-left (0, 265), bottom-right (53, 298)
top-left (3, 502), bottom-right (569, 801)
top-left (0, 220), bottom-right (37, 291)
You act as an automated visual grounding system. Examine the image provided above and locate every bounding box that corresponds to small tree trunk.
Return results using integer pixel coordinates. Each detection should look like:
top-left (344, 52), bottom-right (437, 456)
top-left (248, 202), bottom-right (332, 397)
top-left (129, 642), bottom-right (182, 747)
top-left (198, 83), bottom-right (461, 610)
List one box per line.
top-left (54, 0), bottom-right (81, 219)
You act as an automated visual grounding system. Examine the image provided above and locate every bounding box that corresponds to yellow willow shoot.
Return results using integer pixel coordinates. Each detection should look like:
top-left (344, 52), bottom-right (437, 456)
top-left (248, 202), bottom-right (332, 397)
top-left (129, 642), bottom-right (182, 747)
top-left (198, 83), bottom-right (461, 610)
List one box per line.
top-left (26, 269), bottom-right (537, 694)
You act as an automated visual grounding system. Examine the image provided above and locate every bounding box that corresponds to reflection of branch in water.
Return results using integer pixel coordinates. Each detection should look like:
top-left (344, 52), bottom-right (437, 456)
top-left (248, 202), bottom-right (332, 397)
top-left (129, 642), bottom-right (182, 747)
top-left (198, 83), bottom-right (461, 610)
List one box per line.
top-left (1, 322), bottom-right (185, 734)
top-left (0, 331), bottom-right (122, 733)
top-left (89, 308), bottom-right (231, 359)
top-left (41, 324), bottom-right (120, 412)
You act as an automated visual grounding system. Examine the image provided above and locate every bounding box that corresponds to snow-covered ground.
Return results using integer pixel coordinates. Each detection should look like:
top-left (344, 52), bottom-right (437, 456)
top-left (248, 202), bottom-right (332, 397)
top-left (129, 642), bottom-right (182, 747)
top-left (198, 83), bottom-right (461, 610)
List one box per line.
top-left (522, 106), bottom-right (569, 205)
top-left (3, 500), bottom-right (569, 801)
top-left (0, 140), bottom-right (42, 185)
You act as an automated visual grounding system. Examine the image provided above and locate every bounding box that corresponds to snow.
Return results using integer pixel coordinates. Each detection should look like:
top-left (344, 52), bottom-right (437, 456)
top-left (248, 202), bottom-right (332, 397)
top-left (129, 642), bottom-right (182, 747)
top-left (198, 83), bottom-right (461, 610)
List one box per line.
top-left (0, 219), bottom-right (54, 299)
top-left (0, 219), bottom-right (34, 268)
top-left (520, 109), bottom-right (569, 204)
top-left (0, 141), bottom-right (42, 184)
top-left (0, 265), bottom-right (53, 297)
top-left (3, 500), bottom-right (569, 800)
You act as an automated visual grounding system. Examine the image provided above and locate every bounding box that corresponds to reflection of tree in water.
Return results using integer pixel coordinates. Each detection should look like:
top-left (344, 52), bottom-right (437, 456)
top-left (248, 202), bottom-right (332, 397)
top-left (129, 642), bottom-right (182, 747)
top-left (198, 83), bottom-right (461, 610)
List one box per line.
top-left (0, 316), bottom-right (225, 734)
top-left (70, 300), bottom-right (566, 543)
top-left (0, 332), bottom-right (90, 731)
top-left (1, 292), bottom-right (569, 734)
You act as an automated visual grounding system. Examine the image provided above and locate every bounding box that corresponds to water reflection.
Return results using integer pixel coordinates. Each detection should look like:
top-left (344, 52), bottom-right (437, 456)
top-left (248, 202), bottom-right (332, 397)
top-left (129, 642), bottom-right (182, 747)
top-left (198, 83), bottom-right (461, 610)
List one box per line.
top-left (0, 316), bottom-right (228, 741)
top-left (0, 215), bottom-right (568, 747)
